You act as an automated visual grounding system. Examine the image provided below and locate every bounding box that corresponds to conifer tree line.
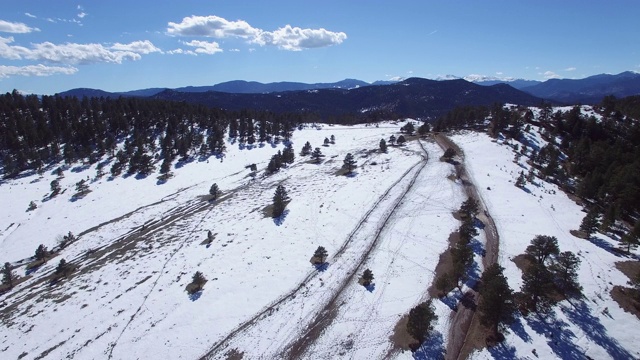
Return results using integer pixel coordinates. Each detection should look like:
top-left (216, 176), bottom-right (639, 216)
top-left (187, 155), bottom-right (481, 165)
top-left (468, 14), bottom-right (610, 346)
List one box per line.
top-left (0, 91), bottom-right (301, 178)
top-left (435, 96), bottom-right (640, 228)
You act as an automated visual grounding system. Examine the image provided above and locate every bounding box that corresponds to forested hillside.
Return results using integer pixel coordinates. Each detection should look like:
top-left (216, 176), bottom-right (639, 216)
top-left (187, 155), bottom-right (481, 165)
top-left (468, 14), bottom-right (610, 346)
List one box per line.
top-left (0, 91), bottom-right (301, 178)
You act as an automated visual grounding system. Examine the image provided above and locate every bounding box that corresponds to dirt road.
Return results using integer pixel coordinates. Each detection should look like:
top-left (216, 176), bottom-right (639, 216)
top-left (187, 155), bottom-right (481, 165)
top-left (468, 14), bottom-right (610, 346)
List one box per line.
top-left (434, 133), bottom-right (500, 360)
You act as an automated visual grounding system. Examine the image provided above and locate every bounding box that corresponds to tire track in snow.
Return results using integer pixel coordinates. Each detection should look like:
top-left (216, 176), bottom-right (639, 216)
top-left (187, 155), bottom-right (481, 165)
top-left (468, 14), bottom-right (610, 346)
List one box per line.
top-left (199, 144), bottom-right (427, 360)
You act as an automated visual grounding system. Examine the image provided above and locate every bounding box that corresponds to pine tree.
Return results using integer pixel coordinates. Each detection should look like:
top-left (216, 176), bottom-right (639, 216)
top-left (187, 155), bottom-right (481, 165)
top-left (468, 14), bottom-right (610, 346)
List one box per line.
top-left (55, 258), bottom-right (71, 277)
top-left (459, 198), bottom-right (479, 218)
top-left (478, 264), bottom-right (515, 336)
top-left (579, 209), bottom-right (599, 239)
top-left (343, 153), bottom-right (357, 174)
top-left (312, 246), bottom-right (328, 264)
top-left (406, 299), bottom-right (438, 344)
top-left (209, 183), bottom-right (220, 199)
top-left (443, 148), bottom-right (456, 159)
top-left (549, 251), bottom-right (582, 296)
top-left (2, 262), bottom-right (16, 289)
top-left (396, 135), bottom-right (406, 145)
top-left (389, 135), bottom-right (396, 145)
top-left (192, 271), bottom-right (206, 286)
top-left (330, 134), bottom-right (335, 144)
top-left (301, 141), bottom-right (312, 156)
top-left (435, 273), bottom-right (452, 296)
top-left (282, 144), bottom-right (295, 164)
top-left (27, 201), bottom-right (37, 211)
top-left (50, 179), bottom-right (61, 197)
top-left (525, 235), bottom-right (559, 265)
top-left (379, 139), bottom-right (387, 153)
top-left (311, 147), bottom-right (323, 163)
top-left (324, 137), bottom-right (330, 146)
top-left (272, 184), bottom-right (289, 218)
top-left (521, 262), bottom-right (555, 313)
top-left (360, 269), bottom-right (374, 287)
top-left (515, 171), bottom-right (526, 188)
top-left (35, 244), bottom-right (48, 261)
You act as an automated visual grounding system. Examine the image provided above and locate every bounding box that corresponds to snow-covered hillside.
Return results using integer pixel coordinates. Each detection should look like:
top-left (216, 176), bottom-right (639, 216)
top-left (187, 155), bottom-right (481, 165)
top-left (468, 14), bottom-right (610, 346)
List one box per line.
top-left (1, 117), bottom-right (639, 360)
top-left (451, 130), bottom-right (640, 360)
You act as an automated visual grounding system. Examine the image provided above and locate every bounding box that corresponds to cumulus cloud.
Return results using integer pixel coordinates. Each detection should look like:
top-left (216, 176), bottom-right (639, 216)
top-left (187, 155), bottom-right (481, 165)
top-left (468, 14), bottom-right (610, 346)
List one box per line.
top-left (167, 48), bottom-right (197, 55)
top-left (0, 20), bottom-right (39, 33)
top-left (0, 64), bottom-right (78, 78)
top-left (0, 36), bottom-right (159, 64)
top-left (111, 40), bottom-right (161, 54)
top-left (167, 15), bottom-right (346, 50)
top-left (183, 40), bottom-right (222, 54)
top-left (542, 71), bottom-right (560, 79)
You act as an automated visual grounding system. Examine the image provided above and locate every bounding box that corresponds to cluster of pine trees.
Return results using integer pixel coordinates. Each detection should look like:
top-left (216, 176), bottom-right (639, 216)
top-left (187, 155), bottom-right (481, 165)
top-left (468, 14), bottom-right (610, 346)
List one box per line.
top-left (0, 91), bottom-right (300, 179)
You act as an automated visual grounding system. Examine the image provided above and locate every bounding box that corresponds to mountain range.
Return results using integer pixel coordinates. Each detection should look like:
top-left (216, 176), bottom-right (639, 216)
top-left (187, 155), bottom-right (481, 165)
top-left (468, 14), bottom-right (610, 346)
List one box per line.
top-left (55, 71), bottom-right (640, 118)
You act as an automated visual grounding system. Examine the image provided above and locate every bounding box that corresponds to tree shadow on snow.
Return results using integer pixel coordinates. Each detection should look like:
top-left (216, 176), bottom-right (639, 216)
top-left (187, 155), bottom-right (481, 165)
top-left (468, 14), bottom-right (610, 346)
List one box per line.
top-left (413, 331), bottom-right (445, 360)
top-left (587, 236), bottom-right (629, 259)
top-left (509, 316), bottom-right (532, 343)
top-left (364, 283), bottom-right (375, 292)
top-left (273, 209), bottom-right (289, 226)
top-left (314, 262), bottom-right (329, 272)
top-left (526, 310), bottom-right (583, 360)
top-left (345, 171), bottom-right (358, 178)
top-left (189, 290), bottom-right (203, 301)
top-left (469, 238), bottom-right (485, 257)
top-left (487, 342), bottom-right (519, 359)
top-left (562, 300), bottom-right (633, 359)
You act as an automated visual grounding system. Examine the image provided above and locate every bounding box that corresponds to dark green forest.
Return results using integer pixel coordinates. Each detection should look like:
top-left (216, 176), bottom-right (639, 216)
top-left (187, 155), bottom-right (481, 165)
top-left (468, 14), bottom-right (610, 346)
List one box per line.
top-left (0, 91), bottom-right (301, 178)
top-left (436, 96), bottom-right (640, 228)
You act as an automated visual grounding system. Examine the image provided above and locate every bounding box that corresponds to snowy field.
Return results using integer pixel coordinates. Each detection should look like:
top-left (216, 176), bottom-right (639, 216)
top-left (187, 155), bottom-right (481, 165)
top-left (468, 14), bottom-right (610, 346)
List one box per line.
top-left (2, 119), bottom-right (638, 360)
top-left (0, 123), bottom-right (464, 360)
top-left (451, 130), bottom-right (640, 360)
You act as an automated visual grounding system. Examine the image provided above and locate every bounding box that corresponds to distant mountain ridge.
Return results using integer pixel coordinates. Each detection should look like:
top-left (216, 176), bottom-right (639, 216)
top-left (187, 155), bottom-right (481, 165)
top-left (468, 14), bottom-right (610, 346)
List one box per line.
top-left (520, 71), bottom-right (640, 104)
top-left (151, 77), bottom-right (545, 120)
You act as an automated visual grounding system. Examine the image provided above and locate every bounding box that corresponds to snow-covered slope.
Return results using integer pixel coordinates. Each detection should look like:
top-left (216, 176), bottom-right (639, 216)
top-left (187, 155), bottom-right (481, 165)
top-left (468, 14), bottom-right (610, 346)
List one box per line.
top-left (451, 130), bottom-right (640, 360)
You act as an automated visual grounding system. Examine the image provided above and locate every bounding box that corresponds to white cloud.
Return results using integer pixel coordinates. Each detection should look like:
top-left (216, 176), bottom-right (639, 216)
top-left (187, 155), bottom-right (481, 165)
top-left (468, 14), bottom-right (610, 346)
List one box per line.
top-left (167, 15), bottom-right (346, 51)
top-left (0, 20), bottom-right (39, 33)
top-left (0, 64), bottom-right (78, 78)
top-left (229, 48), bottom-right (240, 52)
top-left (564, 67), bottom-right (576, 71)
top-left (183, 40), bottom-right (222, 54)
top-left (167, 48), bottom-right (197, 56)
top-left (256, 25), bottom-right (346, 50)
top-left (78, 12), bottom-right (87, 19)
top-left (496, 71), bottom-right (503, 75)
top-left (111, 40), bottom-right (161, 54)
top-left (542, 71), bottom-right (560, 79)
top-left (167, 15), bottom-right (259, 38)
top-left (0, 36), bottom-right (159, 64)
top-left (25, 13), bottom-right (37, 19)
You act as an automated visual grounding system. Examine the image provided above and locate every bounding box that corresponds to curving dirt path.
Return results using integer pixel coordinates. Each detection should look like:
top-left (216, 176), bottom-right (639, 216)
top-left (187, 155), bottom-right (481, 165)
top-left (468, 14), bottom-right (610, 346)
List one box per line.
top-left (434, 133), bottom-right (500, 360)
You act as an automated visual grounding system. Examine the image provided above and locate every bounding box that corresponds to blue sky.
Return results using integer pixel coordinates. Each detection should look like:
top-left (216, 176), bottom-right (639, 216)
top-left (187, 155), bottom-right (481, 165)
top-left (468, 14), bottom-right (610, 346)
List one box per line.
top-left (1, 1), bottom-right (639, 95)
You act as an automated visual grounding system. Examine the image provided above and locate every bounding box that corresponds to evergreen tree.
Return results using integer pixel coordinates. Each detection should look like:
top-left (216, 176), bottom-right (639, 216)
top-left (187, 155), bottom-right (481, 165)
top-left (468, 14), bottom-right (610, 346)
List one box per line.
top-left (272, 184), bottom-right (289, 218)
top-left (515, 171), bottom-right (526, 188)
top-left (521, 262), bottom-right (555, 313)
top-left (192, 271), bottom-right (207, 287)
top-left (301, 141), bottom-right (312, 156)
top-left (549, 251), bottom-right (582, 296)
top-left (579, 209), bottom-right (599, 239)
top-left (406, 299), bottom-right (438, 344)
top-left (312, 246), bottom-right (328, 264)
top-left (209, 183), bottom-right (220, 199)
top-left (360, 269), bottom-right (374, 287)
top-left (435, 273), bottom-right (452, 296)
top-left (379, 139), bottom-right (387, 153)
top-left (396, 135), bottom-right (406, 145)
top-left (55, 258), bottom-right (71, 277)
top-left (267, 151), bottom-right (283, 173)
top-left (311, 147), bottom-right (323, 163)
top-left (443, 148), bottom-right (456, 159)
top-left (621, 232), bottom-right (639, 253)
top-left (330, 134), bottom-right (335, 144)
top-left (35, 244), bottom-right (48, 261)
top-left (389, 135), bottom-right (396, 145)
top-left (27, 201), bottom-right (37, 211)
top-left (417, 122), bottom-right (430, 135)
top-left (282, 144), bottom-right (295, 164)
top-left (458, 218), bottom-right (479, 243)
top-left (323, 137), bottom-right (330, 146)
top-left (459, 198), bottom-right (479, 218)
top-left (525, 235), bottom-right (559, 265)
top-left (343, 153), bottom-right (357, 174)
top-left (2, 262), bottom-right (16, 289)
top-left (478, 264), bottom-right (515, 336)
top-left (50, 179), bottom-right (61, 196)
top-left (75, 179), bottom-right (90, 196)
top-left (401, 122), bottom-right (415, 134)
